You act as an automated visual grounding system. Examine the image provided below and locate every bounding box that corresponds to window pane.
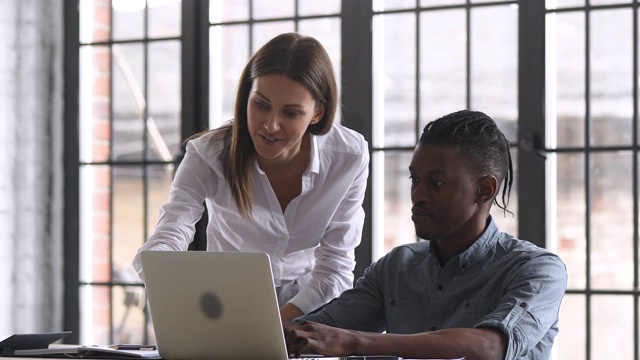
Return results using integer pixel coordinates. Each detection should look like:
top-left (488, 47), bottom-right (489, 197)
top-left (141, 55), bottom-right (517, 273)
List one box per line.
top-left (148, 0), bottom-right (181, 38)
top-left (555, 294), bottom-right (586, 359)
top-left (80, 285), bottom-right (111, 344)
top-left (374, 151), bottom-right (415, 259)
top-left (210, 25), bottom-right (249, 129)
top-left (112, 0), bottom-right (145, 41)
top-left (113, 166), bottom-right (144, 284)
top-left (546, 0), bottom-right (584, 8)
top-left (470, 6), bottom-right (518, 142)
top-left (590, 9), bottom-right (633, 146)
top-left (80, 0), bottom-right (111, 43)
top-left (298, 18), bottom-right (342, 123)
top-left (80, 45), bottom-right (112, 163)
top-left (419, 9), bottom-right (466, 128)
top-left (548, 12), bottom-right (585, 148)
top-left (80, 165), bottom-right (111, 284)
top-left (373, 13), bottom-right (417, 148)
top-left (591, 0), bottom-right (631, 5)
top-left (590, 152), bottom-right (633, 290)
top-left (113, 43), bottom-right (145, 161)
top-left (299, 0), bottom-right (340, 16)
top-left (252, 21), bottom-right (296, 53)
top-left (148, 41), bottom-right (181, 161)
top-left (490, 147), bottom-right (518, 236)
top-left (554, 153), bottom-right (586, 289)
top-left (373, 0), bottom-right (416, 11)
top-left (252, 0), bottom-right (295, 20)
top-left (147, 165), bottom-right (174, 238)
top-left (210, 0), bottom-right (249, 23)
top-left (592, 295), bottom-right (633, 358)
top-left (419, 0), bottom-right (465, 6)
top-left (112, 285), bottom-right (148, 344)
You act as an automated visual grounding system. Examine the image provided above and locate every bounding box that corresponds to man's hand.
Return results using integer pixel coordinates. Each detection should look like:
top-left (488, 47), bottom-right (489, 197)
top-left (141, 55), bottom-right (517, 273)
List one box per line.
top-left (284, 321), bottom-right (359, 357)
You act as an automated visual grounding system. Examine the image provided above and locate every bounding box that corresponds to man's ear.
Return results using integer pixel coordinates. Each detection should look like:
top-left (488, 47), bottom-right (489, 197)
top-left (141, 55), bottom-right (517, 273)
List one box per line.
top-left (476, 175), bottom-right (498, 204)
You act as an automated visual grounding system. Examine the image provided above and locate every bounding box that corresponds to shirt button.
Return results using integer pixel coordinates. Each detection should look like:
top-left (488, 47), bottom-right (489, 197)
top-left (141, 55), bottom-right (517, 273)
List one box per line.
top-left (390, 299), bottom-right (396, 306)
top-left (437, 284), bottom-right (443, 291)
top-left (519, 302), bottom-right (528, 308)
top-left (431, 326), bottom-right (437, 331)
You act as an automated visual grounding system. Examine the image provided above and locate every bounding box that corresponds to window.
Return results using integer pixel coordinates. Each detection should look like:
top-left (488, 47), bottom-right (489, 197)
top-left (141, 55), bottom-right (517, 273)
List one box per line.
top-left (546, 1), bottom-right (640, 358)
top-left (369, 0), bottom-right (519, 259)
top-left (74, 0), bottom-right (182, 344)
top-left (66, 0), bottom-right (639, 357)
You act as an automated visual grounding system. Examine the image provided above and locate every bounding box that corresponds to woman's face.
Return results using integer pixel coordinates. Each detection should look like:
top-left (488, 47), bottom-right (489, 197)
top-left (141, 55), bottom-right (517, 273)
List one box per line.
top-left (247, 74), bottom-right (324, 164)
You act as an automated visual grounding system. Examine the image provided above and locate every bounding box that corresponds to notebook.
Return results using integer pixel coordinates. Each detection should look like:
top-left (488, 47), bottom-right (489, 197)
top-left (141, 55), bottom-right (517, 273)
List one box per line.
top-left (139, 251), bottom-right (403, 360)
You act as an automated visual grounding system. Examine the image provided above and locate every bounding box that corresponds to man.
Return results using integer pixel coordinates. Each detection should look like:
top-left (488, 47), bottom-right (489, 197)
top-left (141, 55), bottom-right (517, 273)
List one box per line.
top-left (284, 110), bottom-right (567, 360)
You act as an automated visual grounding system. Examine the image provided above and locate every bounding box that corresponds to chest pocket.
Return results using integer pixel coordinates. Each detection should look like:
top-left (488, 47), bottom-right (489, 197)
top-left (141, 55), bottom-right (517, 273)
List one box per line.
top-left (454, 296), bottom-right (498, 327)
top-left (384, 296), bottom-right (422, 334)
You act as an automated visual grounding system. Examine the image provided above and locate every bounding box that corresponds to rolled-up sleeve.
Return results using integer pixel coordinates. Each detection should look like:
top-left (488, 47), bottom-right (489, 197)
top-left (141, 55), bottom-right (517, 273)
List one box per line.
top-left (474, 252), bottom-right (568, 360)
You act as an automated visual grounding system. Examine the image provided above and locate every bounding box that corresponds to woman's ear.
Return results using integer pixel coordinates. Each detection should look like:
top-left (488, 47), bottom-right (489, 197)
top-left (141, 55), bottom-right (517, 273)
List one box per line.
top-left (311, 103), bottom-right (326, 125)
top-left (476, 175), bottom-right (498, 205)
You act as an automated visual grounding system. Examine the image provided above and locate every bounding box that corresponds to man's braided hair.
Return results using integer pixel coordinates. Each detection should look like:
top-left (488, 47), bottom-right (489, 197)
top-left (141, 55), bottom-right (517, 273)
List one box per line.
top-left (419, 110), bottom-right (513, 214)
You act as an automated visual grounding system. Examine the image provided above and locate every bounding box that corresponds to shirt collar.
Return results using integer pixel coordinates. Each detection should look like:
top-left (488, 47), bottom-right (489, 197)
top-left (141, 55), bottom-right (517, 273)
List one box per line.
top-left (457, 216), bottom-right (499, 269)
top-left (309, 133), bottom-right (319, 174)
top-left (428, 216), bottom-right (500, 270)
top-left (254, 133), bottom-right (320, 175)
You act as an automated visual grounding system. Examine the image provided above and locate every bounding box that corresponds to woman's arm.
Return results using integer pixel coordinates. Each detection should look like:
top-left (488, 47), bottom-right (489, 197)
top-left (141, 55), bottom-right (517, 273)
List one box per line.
top-left (131, 141), bottom-right (215, 280)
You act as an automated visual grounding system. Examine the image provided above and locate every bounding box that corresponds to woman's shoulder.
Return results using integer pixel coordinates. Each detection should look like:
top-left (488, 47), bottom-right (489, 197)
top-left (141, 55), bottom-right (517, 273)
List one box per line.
top-left (184, 125), bottom-right (231, 171)
top-left (316, 122), bottom-right (368, 155)
top-left (187, 123), bottom-right (231, 152)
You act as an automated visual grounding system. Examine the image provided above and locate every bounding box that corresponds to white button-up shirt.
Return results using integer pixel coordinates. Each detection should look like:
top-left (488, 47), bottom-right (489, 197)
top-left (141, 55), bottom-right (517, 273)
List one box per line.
top-left (133, 123), bottom-right (369, 313)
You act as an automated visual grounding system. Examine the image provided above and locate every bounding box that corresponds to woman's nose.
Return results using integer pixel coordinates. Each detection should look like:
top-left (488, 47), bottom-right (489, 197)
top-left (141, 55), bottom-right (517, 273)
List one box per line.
top-left (263, 112), bottom-right (279, 133)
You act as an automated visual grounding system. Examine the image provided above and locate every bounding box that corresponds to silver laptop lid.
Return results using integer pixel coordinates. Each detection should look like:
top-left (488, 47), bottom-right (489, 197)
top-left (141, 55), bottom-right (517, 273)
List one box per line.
top-left (140, 251), bottom-right (288, 360)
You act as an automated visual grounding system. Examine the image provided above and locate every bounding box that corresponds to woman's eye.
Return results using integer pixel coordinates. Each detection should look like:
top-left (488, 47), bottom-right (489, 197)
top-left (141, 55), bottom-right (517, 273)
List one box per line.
top-left (284, 110), bottom-right (300, 118)
top-left (409, 175), bottom-right (419, 184)
top-left (255, 100), bottom-right (269, 110)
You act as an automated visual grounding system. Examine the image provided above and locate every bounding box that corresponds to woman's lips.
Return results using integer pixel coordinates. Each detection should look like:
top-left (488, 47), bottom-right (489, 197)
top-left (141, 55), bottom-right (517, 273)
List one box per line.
top-left (259, 133), bottom-right (279, 143)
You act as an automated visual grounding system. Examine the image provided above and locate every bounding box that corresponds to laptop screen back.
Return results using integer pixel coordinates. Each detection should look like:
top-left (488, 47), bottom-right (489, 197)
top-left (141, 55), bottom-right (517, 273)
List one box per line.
top-left (139, 251), bottom-right (289, 360)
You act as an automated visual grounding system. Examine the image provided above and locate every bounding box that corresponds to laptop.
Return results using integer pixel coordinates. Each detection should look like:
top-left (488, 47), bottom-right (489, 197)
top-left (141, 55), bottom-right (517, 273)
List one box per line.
top-left (140, 251), bottom-right (401, 360)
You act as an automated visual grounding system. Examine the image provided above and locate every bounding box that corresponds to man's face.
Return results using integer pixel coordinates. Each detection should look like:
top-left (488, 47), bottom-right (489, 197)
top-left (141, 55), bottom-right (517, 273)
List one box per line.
top-left (409, 144), bottom-right (483, 242)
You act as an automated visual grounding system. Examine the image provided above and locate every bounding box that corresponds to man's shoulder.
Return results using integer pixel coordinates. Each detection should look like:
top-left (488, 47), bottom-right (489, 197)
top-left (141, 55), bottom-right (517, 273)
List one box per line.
top-left (496, 234), bottom-right (566, 268)
top-left (379, 241), bottom-right (431, 264)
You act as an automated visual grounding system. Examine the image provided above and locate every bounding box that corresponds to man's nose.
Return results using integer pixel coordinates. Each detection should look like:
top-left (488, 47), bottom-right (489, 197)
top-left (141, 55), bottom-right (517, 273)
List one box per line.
top-left (411, 183), bottom-right (428, 203)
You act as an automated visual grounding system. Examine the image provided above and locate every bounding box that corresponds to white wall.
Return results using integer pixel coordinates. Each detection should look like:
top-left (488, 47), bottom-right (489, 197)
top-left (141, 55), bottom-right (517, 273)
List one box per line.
top-left (0, 0), bottom-right (64, 338)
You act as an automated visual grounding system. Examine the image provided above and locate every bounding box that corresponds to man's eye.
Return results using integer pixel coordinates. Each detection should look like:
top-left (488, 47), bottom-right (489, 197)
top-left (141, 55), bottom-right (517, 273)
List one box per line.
top-left (431, 179), bottom-right (443, 187)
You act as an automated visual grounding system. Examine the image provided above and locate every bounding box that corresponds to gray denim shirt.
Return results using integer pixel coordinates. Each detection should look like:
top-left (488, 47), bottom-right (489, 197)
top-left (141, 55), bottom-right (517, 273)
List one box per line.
top-left (299, 217), bottom-right (567, 360)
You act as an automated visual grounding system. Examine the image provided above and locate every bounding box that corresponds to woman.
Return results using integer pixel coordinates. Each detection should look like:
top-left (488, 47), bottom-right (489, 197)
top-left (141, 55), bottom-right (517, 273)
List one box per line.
top-left (133, 33), bottom-right (369, 321)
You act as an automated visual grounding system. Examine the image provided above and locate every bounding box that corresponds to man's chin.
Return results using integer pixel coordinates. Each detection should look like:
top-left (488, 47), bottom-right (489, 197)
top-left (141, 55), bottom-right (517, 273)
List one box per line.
top-left (414, 228), bottom-right (433, 241)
